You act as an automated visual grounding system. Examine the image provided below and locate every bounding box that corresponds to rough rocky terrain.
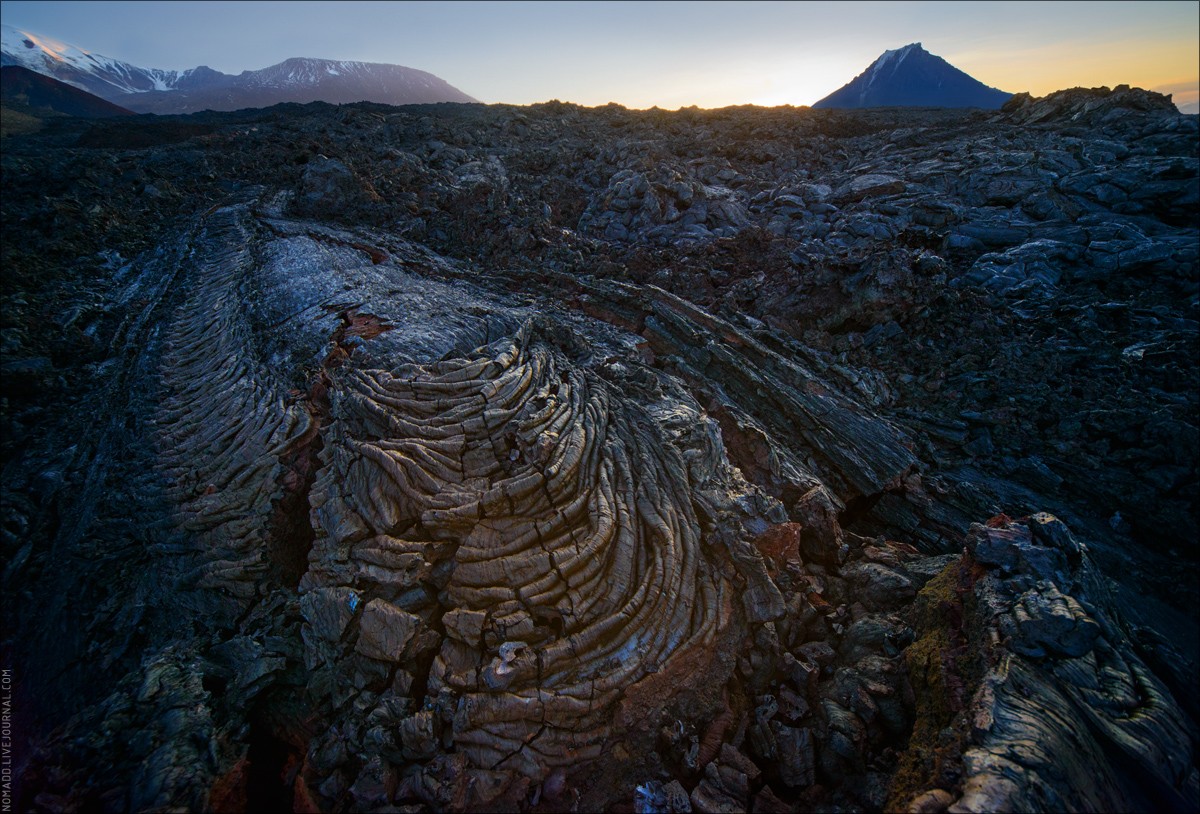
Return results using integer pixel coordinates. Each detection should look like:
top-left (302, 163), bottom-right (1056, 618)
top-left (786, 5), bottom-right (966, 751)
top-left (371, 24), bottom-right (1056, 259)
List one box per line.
top-left (1, 86), bottom-right (1197, 813)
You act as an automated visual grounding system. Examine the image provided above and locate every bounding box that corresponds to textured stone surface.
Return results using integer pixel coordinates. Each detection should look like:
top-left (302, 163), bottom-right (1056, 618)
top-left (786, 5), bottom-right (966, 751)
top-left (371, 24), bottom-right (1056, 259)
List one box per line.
top-left (1, 88), bottom-right (1195, 813)
top-left (950, 515), bottom-right (1199, 814)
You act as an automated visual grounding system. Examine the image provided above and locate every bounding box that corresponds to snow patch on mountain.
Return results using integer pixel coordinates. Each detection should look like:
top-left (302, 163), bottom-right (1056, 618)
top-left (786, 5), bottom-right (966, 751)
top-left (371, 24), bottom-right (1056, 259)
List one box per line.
top-left (864, 44), bottom-right (921, 94)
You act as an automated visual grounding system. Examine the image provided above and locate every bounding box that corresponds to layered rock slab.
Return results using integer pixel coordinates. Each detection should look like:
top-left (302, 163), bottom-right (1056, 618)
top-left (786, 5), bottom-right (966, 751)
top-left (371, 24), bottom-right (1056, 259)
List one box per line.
top-left (302, 320), bottom-right (734, 775)
top-left (905, 515), bottom-right (1200, 814)
top-left (153, 204), bottom-right (313, 620)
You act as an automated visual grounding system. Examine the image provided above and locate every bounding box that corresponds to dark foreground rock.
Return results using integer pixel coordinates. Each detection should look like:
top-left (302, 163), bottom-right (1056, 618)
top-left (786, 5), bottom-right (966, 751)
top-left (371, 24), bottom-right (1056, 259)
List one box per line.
top-left (1, 86), bottom-right (1196, 813)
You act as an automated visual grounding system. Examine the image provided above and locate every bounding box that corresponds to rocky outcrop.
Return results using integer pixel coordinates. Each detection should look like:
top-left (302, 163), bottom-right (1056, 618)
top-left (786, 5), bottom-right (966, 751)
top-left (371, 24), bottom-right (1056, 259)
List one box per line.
top-left (951, 515), bottom-right (1199, 813)
top-left (1000, 84), bottom-right (1181, 127)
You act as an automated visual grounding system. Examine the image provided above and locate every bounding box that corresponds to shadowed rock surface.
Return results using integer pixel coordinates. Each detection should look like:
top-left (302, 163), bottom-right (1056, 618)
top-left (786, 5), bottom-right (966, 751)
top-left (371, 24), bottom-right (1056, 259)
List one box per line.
top-left (0, 65), bottom-right (134, 118)
top-left (1, 86), bottom-right (1196, 813)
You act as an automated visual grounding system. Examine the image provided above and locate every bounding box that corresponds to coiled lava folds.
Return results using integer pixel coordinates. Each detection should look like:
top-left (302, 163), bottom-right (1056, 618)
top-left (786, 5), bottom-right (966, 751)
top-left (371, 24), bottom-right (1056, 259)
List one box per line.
top-left (302, 321), bottom-right (732, 775)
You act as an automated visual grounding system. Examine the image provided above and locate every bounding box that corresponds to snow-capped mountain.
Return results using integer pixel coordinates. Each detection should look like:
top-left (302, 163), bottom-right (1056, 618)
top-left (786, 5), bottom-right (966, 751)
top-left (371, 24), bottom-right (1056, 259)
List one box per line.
top-left (813, 43), bottom-right (1012, 109)
top-left (1, 24), bottom-right (477, 114)
top-left (115, 57), bottom-right (477, 114)
top-left (1, 24), bottom-right (206, 97)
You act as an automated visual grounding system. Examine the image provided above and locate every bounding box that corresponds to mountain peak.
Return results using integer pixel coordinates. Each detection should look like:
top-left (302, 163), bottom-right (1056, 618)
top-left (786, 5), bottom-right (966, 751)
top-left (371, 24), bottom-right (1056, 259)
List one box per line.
top-left (1, 23), bottom-right (89, 63)
top-left (882, 42), bottom-right (923, 59)
top-left (871, 43), bottom-right (924, 69)
top-left (814, 43), bottom-right (1012, 110)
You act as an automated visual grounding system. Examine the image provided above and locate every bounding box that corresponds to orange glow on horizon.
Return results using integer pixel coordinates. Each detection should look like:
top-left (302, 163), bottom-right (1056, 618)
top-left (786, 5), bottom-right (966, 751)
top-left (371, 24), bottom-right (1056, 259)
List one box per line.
top-left (524, 36), bottom-right (1199, 112)
top-left (946, 35), bottom-right (1199, 102)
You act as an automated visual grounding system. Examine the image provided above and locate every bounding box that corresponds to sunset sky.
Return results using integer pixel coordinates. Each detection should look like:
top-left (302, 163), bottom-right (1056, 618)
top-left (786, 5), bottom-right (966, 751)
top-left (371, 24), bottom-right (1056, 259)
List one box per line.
top-left (2, 0), bottom-right (1197, 112)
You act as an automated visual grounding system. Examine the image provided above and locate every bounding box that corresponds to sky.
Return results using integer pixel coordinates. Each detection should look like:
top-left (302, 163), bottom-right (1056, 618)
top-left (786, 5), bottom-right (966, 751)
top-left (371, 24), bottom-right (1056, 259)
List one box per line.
top-left (1, 1), bottom-right (1197, 112)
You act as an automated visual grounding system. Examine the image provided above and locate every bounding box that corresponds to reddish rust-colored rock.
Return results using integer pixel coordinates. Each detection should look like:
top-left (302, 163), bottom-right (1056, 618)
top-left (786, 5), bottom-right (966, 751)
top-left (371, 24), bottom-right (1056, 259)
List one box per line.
top-left (753, 523), bottom-right (804, 573)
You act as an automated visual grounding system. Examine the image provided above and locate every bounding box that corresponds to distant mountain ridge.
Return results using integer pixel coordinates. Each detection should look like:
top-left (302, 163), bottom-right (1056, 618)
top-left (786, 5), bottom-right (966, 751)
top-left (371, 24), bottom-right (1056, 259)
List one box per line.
top-left (0, 24), bottom-right (477, 113)
top-left (814, 43), bottom-right (1012, 109)
top-left (111, 57), bottom-right (478, 114)
top-left (0, 65), bottom-right (134, 117)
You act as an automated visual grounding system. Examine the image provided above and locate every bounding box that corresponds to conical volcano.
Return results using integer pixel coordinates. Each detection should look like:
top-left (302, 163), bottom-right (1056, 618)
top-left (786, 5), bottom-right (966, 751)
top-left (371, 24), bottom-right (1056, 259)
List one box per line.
top-left (813, 43), bottom-right (1012, 109)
